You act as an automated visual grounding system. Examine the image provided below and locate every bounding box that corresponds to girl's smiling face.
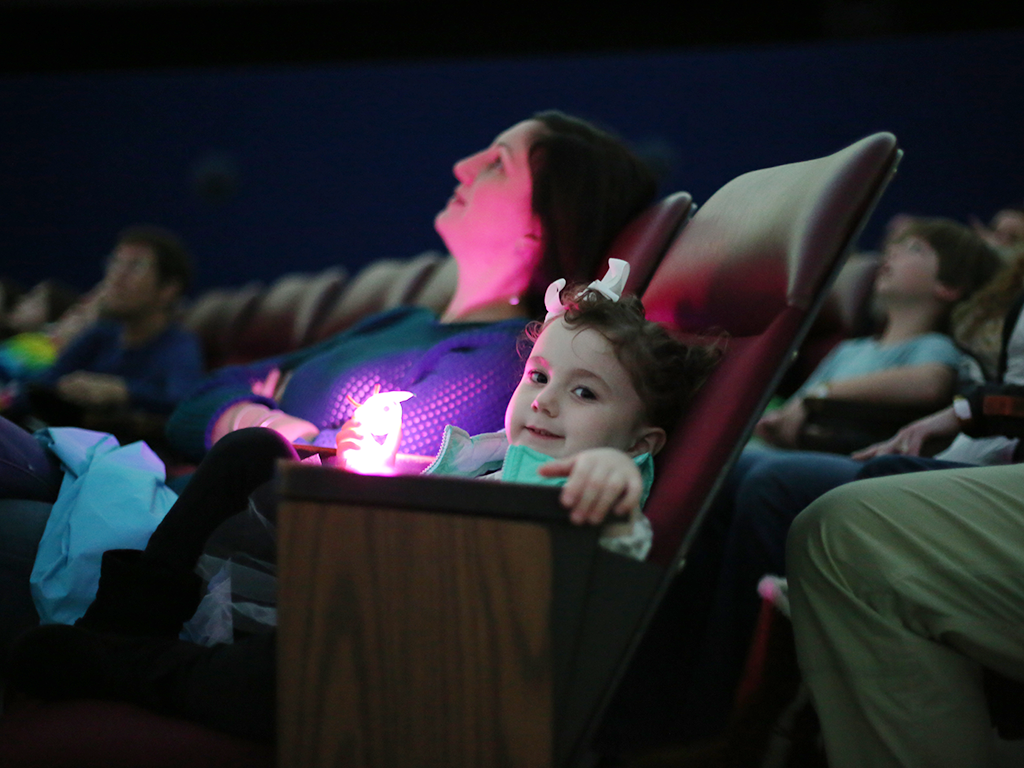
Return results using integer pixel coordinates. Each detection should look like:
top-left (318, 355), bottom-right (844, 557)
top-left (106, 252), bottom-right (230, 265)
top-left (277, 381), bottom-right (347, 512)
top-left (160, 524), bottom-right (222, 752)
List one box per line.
top-left (504, 318), bottom-right (660, 459)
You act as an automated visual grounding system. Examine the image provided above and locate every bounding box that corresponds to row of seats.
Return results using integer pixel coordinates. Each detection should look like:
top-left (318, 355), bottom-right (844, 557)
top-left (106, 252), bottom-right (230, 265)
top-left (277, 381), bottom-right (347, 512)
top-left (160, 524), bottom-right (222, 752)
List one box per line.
top-left (179, 252), bottom-right (457, 371)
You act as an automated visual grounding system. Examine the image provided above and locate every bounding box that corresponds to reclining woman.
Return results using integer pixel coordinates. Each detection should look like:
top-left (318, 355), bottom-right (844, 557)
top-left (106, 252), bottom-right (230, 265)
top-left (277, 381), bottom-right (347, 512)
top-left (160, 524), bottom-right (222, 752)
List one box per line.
top-left (0, 110), bottom-right (658, 645)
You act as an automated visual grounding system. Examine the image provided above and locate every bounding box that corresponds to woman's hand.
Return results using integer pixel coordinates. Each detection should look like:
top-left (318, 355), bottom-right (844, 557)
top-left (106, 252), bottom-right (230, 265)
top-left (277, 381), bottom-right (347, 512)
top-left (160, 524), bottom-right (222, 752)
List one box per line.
top-left (211, 402), bottom-right (318, 445)
top-left (754, 398), bottom-right (808, 449)
top-left (852, 404), bottom-right (961, 460)
top-left (537, 448), bottom-right (642, 525)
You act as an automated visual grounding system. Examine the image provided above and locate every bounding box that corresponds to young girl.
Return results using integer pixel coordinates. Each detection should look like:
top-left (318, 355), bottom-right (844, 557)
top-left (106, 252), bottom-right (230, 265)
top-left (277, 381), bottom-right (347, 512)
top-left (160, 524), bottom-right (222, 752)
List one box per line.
top-left (335, 259), bottom-right (719, 558)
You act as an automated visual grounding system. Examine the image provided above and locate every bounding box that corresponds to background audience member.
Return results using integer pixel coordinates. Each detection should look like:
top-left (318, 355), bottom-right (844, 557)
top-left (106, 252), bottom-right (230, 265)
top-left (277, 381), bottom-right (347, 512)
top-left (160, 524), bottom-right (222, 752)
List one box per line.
top-left (2, 280), bottom-right (81, 338)
top-left (3, 226), bottom-right (204, 426)
top-left (755, 217), bottom-right (998, 450)
top-left (972, 202), bottom-right (1024, 257)
top-left (788, 462), bottom-right (1024, 768)
top-left (952, 244), bottom-right (1024, 380)
top-left (0, 280), bottom-right (83, 382)
top-left (0, 277), bottom-right (25, 339)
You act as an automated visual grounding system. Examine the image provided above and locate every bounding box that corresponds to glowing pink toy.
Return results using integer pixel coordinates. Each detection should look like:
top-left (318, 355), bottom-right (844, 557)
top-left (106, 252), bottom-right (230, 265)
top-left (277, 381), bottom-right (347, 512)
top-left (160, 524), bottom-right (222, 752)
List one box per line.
top-left (336, 385), bottom-right (413, 475)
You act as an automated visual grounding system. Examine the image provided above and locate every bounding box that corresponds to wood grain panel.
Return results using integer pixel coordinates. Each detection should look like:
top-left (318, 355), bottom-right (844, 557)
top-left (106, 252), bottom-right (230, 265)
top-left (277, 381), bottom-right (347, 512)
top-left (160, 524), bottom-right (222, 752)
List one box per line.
top-left (278, 498), bottom-right (554, 768)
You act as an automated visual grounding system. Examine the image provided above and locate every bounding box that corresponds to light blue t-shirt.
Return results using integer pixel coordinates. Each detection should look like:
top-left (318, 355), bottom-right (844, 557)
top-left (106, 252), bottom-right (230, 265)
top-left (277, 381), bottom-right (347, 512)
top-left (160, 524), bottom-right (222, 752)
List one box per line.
top-left (797, 333), bottom-right (963, 397)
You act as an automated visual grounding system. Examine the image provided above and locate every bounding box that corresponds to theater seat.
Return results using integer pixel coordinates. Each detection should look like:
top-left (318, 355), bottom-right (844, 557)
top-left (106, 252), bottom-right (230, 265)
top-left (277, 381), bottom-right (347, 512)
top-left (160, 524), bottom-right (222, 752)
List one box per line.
top-left (640, 132), bottom-right (901, 565)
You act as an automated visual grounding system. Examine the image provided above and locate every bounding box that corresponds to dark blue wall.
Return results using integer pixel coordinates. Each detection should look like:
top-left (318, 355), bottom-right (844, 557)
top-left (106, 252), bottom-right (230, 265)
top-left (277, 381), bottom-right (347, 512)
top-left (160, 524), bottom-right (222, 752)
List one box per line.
top-left (2, 28), bottom-right (1022, 295)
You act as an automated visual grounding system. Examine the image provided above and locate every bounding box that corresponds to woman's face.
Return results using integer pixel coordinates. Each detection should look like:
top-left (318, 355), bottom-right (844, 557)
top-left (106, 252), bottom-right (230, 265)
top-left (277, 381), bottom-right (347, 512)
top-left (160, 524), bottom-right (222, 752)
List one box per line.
top-left (435, 119), bottom-right (544, 274)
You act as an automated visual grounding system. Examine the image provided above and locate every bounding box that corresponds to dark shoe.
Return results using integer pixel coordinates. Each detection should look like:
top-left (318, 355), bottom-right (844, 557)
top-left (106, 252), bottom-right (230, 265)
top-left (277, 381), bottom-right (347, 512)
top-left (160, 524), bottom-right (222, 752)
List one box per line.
top-left (76, 549), bottom-right (204, 637)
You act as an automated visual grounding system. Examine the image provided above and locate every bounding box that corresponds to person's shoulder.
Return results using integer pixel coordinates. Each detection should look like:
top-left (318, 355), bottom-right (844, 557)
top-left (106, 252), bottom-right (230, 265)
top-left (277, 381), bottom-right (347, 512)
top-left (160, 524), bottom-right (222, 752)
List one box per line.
top-left (66, 319), bottom-right (116, 346)
top-left (823, 335), bottom-right (876, 359)
top-left (908, 332), bottom-right (960, 352)
top-left (902, 332), bottom-right (963, 363)
top-left (353, 305), bottom-right (432, 332)
top-left (444, 315), bottom-right (530, 339)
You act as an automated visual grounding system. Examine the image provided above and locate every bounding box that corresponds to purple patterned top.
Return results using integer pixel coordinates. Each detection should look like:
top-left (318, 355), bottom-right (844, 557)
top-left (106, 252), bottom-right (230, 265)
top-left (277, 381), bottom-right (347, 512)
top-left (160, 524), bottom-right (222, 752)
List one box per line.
top-left (166, 307), bottom-right (529, 462)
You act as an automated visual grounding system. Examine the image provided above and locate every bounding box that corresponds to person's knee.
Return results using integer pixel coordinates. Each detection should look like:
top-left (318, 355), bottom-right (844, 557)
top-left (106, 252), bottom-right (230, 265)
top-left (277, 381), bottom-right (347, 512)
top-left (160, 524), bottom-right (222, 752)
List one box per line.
top-left (787, 486), bottom-right (856, 576)
top-left (786, 497), bottom-right (827, 578)
top-left (787, 482), bottom-right (878, 587)
top-left (209, 426), bottom-right (297, 462)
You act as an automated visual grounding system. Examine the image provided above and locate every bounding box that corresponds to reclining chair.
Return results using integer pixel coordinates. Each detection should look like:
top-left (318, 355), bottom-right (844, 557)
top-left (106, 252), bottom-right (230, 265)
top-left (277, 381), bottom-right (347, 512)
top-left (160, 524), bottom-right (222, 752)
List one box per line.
top-left (272, 132), bottom-right (901, 767)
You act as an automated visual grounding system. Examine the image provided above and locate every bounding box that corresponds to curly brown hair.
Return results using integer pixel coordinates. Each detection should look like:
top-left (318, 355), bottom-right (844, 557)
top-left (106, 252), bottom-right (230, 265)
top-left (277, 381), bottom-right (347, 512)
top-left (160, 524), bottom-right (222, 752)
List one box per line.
top-left (525, 284), bottom-right (720, 432)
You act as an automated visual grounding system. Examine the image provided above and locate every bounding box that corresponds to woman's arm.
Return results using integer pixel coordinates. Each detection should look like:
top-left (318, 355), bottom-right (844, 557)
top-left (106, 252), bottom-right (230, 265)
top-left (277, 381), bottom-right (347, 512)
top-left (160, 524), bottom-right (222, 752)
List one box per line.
top-left (164, 357), bottom-right (290, 462)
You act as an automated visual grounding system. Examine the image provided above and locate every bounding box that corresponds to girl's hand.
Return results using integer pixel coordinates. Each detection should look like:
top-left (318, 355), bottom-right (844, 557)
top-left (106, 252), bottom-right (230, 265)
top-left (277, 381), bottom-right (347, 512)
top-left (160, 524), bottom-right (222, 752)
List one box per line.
top-left (334, 417), bottom-right (369, 471)
top-left (537, 448), bottom-right (643, 525)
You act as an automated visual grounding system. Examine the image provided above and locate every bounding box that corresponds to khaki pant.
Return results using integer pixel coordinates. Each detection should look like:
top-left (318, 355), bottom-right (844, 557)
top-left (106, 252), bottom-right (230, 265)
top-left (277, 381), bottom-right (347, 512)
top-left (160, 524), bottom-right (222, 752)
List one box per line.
top-left (788, 464), bottom-right (1024, 768)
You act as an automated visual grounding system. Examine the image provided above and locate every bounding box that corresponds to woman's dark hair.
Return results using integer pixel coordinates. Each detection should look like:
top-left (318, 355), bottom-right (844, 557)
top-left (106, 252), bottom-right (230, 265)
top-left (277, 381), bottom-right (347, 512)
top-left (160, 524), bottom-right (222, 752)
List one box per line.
top-left (524, 111), bottom-right (658, 318)
top-left (526, 284), bottom-right (720, 433)
top-left (116, 224), bottom-right (194, 296)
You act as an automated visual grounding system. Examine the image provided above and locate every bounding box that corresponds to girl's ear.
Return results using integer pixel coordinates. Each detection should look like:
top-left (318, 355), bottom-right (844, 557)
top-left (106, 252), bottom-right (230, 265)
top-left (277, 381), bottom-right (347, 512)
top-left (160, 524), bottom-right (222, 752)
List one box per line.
top-left (627, 426), bottom-right (666, 458)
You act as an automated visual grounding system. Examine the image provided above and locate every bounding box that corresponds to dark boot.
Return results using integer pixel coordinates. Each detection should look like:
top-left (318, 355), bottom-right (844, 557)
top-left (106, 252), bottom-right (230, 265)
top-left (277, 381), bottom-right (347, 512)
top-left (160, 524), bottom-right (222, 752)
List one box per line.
top-left (75, 549), bottom-right (204, 637)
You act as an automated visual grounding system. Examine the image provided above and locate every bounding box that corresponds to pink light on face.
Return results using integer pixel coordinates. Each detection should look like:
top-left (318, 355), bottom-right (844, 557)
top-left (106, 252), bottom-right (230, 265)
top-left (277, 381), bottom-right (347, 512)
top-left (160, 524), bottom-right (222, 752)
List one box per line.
top-left (336, 386), bottom-right (413, 475)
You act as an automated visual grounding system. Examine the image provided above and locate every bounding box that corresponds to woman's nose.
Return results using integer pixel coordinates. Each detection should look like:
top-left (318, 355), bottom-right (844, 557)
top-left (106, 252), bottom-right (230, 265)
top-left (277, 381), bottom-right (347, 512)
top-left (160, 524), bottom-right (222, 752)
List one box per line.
top-left (453, 150), bottom-right (483, 184)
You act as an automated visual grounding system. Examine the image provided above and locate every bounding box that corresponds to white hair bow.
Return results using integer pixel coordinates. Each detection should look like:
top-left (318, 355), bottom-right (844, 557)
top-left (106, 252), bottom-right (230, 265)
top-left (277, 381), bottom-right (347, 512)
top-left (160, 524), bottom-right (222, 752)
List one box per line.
top-left (544, 258), bottom-right (631, 322)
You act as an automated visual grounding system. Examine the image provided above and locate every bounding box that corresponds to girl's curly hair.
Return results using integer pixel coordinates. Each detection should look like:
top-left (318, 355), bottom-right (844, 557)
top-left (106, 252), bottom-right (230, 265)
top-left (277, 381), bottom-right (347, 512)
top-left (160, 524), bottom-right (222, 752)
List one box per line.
top-left (525, 283), bottom-right (721, 432)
